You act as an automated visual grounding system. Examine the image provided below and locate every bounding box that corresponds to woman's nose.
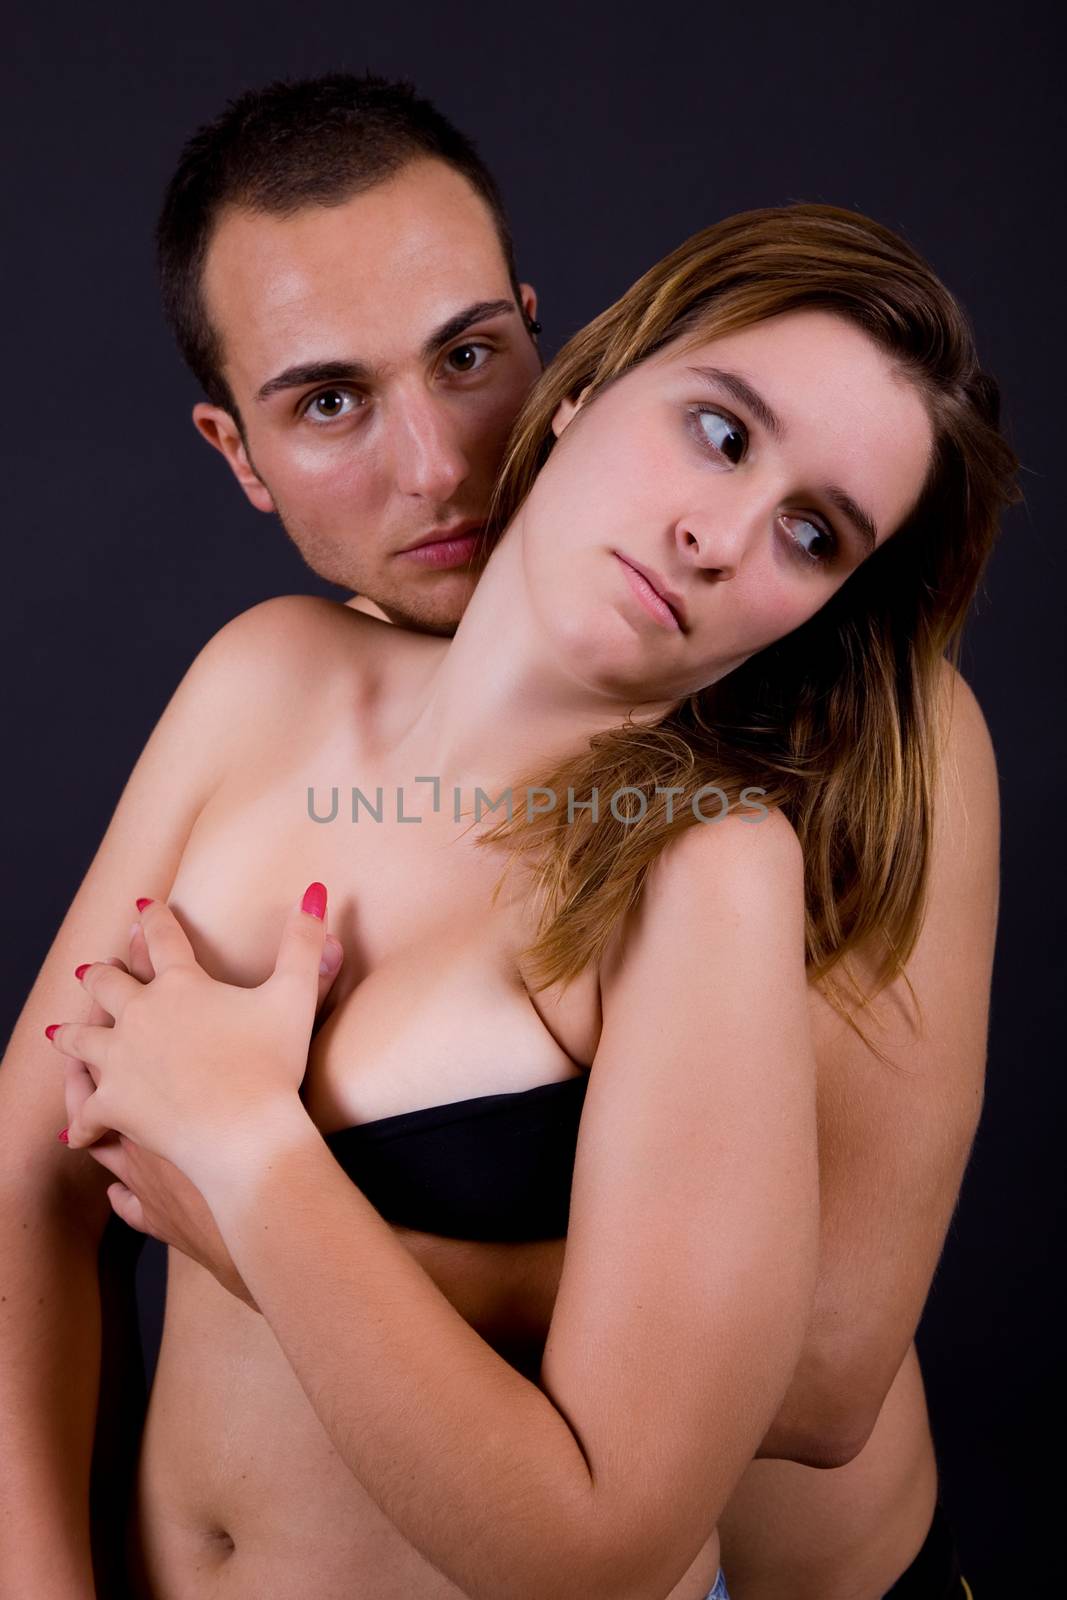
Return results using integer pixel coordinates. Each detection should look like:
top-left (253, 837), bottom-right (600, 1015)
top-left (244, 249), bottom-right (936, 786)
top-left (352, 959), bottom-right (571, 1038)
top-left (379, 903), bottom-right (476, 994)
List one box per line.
top-left (673, 510), bottom-right (752, 578)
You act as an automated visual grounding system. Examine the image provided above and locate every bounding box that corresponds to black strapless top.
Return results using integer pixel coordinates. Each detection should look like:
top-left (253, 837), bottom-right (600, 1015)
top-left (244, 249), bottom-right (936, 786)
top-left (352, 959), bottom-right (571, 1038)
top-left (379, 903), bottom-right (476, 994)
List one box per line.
top-left (322, 1074), bottom-right (589, 1242)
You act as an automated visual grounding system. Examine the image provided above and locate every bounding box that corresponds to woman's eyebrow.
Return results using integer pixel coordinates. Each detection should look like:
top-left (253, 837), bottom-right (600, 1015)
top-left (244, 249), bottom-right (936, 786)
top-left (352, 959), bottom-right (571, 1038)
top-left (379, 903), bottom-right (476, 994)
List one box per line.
top-left (686, 364), bottom-right (879, 553)
top-left (687, 365), bottom-right (784, 440)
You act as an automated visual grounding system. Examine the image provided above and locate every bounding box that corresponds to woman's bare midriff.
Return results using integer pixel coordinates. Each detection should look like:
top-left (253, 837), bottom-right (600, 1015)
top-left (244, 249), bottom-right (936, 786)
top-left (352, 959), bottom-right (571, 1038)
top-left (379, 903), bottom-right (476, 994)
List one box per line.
top-left (119, 604), bottom-right (938, 1598)
top-left (116, 608), bottom-right (719, 1597)
top-left (131, 1253), bottom-right (721, 1599)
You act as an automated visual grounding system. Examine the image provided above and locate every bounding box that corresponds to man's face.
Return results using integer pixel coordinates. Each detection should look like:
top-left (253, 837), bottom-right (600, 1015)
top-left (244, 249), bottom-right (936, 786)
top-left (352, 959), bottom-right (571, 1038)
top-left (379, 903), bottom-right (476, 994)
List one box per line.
top-left (194, 158), bottom-right (542, 634)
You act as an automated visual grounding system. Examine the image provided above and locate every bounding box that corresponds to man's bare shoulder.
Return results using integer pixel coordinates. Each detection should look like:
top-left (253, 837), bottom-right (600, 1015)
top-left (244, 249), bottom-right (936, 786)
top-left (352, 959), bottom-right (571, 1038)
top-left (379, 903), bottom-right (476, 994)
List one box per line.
top-left (202, 592), bottom-right (377, 672)
top-left (930, 657), bottom-right (1000, 902)
top-left (193, 594), bottom-right (412, 718)
top-left (934, 657), bottom-right (999, 798)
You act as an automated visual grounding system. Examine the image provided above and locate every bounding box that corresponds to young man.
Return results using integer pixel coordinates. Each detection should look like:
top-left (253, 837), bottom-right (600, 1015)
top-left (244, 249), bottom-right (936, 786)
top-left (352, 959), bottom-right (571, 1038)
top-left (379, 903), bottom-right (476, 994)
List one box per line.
top-left (1, 74), bottom-right (991, 1598)
top-left (158, 73), bottom-right (543, 638)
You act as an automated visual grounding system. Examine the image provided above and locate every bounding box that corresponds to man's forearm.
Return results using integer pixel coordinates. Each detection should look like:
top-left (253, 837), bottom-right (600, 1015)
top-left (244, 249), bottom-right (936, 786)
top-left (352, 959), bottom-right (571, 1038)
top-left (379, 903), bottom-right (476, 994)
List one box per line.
top-left (0, 1187), bottom-right (107, 1598)
top-left (391, 1228), bottom-right (561, 1355)
top-left (751, 1347), bottom-right (859, 1468)
top-left (399, 1230), bottom-right (866, 1463)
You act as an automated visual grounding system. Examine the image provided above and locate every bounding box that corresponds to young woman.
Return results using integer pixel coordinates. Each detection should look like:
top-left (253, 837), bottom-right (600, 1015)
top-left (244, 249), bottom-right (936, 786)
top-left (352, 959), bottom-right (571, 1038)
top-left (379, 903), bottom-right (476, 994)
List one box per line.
top-left (40, 203), bottom-right (1014, 1599)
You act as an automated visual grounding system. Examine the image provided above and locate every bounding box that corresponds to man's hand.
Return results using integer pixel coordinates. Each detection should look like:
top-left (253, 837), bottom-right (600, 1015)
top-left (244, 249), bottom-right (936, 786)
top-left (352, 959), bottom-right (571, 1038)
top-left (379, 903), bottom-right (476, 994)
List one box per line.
top-left (93, 1132), bottom-right (260, 1308)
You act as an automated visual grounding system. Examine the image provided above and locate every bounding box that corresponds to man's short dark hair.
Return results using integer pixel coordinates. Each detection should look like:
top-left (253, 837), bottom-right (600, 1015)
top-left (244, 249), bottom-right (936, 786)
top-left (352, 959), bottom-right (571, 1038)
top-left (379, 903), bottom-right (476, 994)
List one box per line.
top-left (156, 73), bottom-right (521, 420)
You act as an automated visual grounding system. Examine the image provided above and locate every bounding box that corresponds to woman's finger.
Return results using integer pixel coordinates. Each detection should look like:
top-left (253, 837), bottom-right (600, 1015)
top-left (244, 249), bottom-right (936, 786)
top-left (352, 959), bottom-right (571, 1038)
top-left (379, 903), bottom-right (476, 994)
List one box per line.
top-left (46, 1021), bottom-right (111, 1074)
top-left (271, 883), bottom-right (329, 1007)
top-left (68, 956), bottom-right (126, 1090)
top-left (315, 935), bottom-right (344, 1013)
top-left (65, 1092), bottom-right (117, 1150)
top-left (136, 898), bottom-right (197, 974)
top-left (126, 921), bottom-right (155, 984)
top-left (63, 1057), bottom-right (98, 1125)
top-left (86, 956), bottom-right (129, 1022)
top-left (77, 960), bottom-right (142, 1021)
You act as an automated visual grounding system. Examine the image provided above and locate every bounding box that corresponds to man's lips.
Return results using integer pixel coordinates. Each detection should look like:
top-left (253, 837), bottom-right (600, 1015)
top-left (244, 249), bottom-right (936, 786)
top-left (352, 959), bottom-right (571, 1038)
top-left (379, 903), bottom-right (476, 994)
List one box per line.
top-left (399, 520), bottom-right (486, 554)
top-left (396, 522), bottom-right (489, 569)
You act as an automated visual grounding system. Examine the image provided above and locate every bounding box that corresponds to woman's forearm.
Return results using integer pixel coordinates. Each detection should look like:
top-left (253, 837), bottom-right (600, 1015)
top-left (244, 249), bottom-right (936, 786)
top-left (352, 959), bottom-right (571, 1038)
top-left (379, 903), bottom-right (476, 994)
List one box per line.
top-left (416, 1232), bottom-right (856, 1466)
top-left (201, 1105), bottom-right (602, 1600)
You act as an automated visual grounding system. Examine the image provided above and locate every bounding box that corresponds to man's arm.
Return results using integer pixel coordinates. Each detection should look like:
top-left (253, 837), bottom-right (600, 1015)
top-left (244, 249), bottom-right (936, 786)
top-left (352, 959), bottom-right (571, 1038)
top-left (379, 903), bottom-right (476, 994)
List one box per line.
top-left (97, 1132), bottom-right (561, 1375)
top-left (751, 661), bottom-right (999, 1467)
top-left (0, 595), bottom-right (334, 1594)
top-left (406, 666), bottom-right (999, 1457)
top-left (99, 665), bottom-right (997, 1467)
top-left (414, 661), bottom-right (999, 1459)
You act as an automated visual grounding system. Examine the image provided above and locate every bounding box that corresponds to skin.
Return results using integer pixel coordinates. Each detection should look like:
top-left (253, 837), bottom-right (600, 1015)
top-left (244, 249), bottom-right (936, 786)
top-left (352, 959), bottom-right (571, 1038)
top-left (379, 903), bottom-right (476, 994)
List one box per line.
top-left (0, 154), bottom-right (996, 1598)
top-left (39, 309), bottom-right (948, 1599)
top-left (192, 156), bottom-right (543, 635)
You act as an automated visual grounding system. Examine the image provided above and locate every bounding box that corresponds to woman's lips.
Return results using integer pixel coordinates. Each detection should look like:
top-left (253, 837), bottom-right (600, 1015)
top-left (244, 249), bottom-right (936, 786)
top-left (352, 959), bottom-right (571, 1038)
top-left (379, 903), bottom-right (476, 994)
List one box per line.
top-left (397, 528), bottom-right (485, 569)
top-left (614, 553), bottom-right (682, 632)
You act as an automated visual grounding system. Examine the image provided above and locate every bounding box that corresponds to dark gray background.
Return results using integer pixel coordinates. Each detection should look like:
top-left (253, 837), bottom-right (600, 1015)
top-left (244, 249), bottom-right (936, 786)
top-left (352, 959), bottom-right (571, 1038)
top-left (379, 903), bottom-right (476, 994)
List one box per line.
top-left (3, 1), bottom-right (1062, 1589)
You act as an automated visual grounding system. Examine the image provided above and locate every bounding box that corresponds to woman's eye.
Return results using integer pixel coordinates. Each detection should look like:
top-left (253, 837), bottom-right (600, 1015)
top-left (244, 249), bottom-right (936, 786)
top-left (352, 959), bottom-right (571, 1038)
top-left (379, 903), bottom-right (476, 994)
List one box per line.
top-left (444, 342), bottom-right (492, 375)
top-left (781, 514), bottom-right (838, 566)
top-left (304, 389), bottom-right (360, 424)
top-left (694, 407), bottom-right (747, 465)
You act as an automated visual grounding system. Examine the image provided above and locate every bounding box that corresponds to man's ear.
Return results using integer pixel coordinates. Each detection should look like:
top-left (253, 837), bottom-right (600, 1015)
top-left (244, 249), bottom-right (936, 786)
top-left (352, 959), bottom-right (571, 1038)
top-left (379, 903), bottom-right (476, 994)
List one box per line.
top-left (192, 403), bottom-right (275, 514)
top-left (550, 385), bottom-right (591, 440)
top-left (519, 281), bottom-right (539, 329)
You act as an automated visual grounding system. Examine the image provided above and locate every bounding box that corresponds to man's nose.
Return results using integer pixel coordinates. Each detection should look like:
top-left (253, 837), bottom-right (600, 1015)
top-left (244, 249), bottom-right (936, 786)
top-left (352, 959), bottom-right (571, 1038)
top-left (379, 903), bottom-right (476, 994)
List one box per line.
top-left (388, 390), bottom-right (469, 502)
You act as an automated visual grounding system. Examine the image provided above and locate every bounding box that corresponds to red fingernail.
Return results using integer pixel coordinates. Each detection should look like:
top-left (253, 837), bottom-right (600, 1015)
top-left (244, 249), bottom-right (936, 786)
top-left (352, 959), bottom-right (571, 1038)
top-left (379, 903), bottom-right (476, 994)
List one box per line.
top-left (44, 1024), bottom-right (60, 1041)
top-left (57, 1128), bottom-right (69, 1144)
top-left (74, 963), bottom-right (91, 981)
top-left (135, 897), bottom-right (154, 912)
top-left (301, 882), bottom-right (327, 920)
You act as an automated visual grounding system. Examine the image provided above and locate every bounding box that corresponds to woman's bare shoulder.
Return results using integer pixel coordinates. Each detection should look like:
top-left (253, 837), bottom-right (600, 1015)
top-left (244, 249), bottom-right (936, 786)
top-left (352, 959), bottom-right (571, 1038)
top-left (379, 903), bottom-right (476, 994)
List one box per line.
top-left (602, 806), bottom-right (806, 997)
top-left (647, 805), bottom-right (805, 913)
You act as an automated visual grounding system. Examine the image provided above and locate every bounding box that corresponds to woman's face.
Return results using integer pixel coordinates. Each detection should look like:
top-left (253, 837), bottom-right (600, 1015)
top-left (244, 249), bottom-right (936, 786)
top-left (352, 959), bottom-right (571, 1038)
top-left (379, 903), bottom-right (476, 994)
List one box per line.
top-left (515, 308), bottom-right (935, 706)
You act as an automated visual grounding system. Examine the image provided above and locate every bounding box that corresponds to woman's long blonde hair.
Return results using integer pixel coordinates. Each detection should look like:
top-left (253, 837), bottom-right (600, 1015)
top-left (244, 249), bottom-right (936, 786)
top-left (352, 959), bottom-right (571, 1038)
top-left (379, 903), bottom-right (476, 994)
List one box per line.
top-left (477, 203), bottom-right (1019, 1057)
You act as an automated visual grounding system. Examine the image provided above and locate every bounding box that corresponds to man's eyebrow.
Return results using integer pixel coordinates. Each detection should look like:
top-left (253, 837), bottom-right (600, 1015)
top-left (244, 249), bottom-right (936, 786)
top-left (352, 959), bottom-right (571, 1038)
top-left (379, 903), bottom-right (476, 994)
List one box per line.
top-left (419, 299), bottom-right (518, 360)
top-left (687, 364), bottom-right (879, 554)
top-left (255, 300), bottom-right (519, 403)
top-left (256, 358), bottom-right (374, 403)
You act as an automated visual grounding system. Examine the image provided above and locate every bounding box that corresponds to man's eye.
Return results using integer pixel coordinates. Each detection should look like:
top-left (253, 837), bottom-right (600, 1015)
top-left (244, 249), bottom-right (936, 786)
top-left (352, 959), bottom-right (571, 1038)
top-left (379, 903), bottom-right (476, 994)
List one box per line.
top-left (304, 389), bottom-right (360, 423)
top-left (444, 343), bottom-right (492, 375)
top-left (694, 406), bottom-right (747, 465)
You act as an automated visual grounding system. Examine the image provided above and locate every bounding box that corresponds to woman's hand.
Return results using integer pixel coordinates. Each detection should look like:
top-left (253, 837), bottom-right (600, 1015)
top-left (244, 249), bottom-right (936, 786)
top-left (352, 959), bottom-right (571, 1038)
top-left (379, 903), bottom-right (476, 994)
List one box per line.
top-left (46, 883), bottom-right (340, 1182)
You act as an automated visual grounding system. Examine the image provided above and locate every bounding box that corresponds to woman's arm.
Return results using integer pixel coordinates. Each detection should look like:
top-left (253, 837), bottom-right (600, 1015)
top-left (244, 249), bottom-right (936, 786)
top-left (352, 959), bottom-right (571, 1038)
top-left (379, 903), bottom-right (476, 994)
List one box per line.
top-left (93, 1132), bottom-right (558, 1367)
top-left (109, 662), bottom-right (993, 1468)
top-left (410, 664), bottom-right (999, 1464)
top-left (66, 809), bottom-right (819, 1600)
top-left (0, 594), bottom-right (336, 1597)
